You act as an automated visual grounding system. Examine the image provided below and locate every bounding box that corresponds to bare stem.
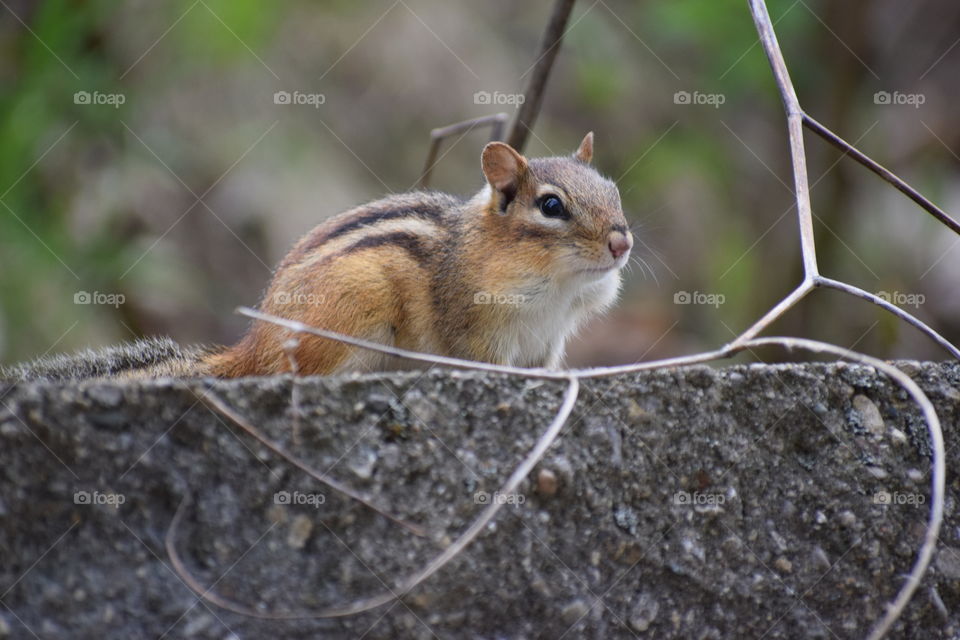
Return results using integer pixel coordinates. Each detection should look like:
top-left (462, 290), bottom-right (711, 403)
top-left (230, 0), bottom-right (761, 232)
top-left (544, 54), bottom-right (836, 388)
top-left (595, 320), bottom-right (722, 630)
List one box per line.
top-left (746, 338), bottom-right (944, 640)
top-left (802, 114), bottom-right (960, 235)
top-left (729, 279), bottom-right (814, 348)
top-left (416, 113), bottom-right (509, 189)
top-left (505, 0), bottom-right (578, 152)
top-left (748, 0), bottom-right (818, 278)
top-left (815, 276), bottom-right (960, 359)
top-left (195, 389), bottom-right (426, 537)
top-left (168, 377), bottom-right (580, 619)
top-left (236, 306), bottom-right (736, 378)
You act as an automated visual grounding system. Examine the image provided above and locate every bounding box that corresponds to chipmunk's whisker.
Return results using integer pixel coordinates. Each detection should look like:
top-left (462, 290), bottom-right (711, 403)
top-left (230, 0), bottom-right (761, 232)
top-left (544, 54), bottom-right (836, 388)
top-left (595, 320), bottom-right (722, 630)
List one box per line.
top-left (626, 254), bottom-right (659, 287)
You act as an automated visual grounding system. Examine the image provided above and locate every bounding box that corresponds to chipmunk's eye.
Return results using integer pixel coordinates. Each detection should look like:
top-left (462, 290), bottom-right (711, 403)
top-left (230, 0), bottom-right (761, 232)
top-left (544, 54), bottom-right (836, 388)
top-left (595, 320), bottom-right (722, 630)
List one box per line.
top-left (539, 195), bottom-right (567, 219)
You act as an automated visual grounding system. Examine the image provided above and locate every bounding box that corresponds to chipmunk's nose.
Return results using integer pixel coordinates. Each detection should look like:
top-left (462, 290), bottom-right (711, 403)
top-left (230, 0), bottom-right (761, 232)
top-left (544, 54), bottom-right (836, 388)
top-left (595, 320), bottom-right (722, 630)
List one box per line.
top-left (607, 230), bottom-right (632, 259)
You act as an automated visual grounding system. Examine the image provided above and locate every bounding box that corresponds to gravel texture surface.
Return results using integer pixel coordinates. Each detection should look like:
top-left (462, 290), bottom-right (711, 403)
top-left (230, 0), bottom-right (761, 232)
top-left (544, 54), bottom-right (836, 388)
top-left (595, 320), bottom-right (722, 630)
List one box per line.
top-left (0, 362), bottom-right (958, 639)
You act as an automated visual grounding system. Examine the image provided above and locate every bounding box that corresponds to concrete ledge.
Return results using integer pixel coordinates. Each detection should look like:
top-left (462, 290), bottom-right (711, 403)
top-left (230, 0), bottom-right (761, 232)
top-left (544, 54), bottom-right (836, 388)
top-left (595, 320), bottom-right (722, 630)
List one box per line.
top-left (1, 362), bottom-right (959, 639)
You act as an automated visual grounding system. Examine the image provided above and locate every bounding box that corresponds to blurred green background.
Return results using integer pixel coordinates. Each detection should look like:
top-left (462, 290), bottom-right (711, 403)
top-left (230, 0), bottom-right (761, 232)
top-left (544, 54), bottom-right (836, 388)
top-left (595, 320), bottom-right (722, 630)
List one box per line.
top-left (1, 0), bottom-right (958, 368)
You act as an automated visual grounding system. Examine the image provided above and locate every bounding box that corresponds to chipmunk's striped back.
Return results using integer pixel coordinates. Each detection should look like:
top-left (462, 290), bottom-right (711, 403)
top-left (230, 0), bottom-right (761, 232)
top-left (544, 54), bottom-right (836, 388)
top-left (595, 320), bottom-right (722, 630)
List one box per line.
top-left (205, 193), bottom-right (464, 376)
top-left (279, 193), bottom-right (459, 272)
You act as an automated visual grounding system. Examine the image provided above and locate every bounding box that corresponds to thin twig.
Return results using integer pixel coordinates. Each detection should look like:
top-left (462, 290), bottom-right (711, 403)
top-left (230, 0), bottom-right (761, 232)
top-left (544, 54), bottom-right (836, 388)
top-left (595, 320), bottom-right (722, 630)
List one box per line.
top-left (802, 114), bottom-right (960, 235)
top-left (505, 0), bottom-right (578, 152)
top-left (745, 338), bottom-right (944, 640)
top-left (239, 295), bottom-right (960, 380)
top-left (416, 113), bottom-right (509, 189)
top-left (165, 491), bottom-right (403, 619)
top-left (167, 377), bottom-right (580, 619)
top-left (730, 279), bottom-right (814, 347)
top-left (237, 307), bottom-right (563, 378)
top-left (238, 305), bottom-right (740, 378)
top-left (194, 388), bottom-right (426, 538)
top-left (814, 276), bottom-right (960, 359)
top-left (748, 0), bottom-right (818, 278)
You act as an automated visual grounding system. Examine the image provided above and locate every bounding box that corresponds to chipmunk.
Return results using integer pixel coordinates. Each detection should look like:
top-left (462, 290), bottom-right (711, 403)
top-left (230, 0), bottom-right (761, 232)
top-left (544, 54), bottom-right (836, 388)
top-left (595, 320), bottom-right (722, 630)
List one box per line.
top-left (203, 132), bottom-right (631, 377)
top-left (2, 133), bottom-right (631, 382)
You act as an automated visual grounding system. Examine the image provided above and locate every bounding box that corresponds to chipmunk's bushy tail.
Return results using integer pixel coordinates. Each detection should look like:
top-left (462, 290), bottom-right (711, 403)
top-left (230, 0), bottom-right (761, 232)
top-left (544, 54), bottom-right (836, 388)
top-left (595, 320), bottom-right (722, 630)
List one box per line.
top-left (1, 337), bottom-right (222, 382)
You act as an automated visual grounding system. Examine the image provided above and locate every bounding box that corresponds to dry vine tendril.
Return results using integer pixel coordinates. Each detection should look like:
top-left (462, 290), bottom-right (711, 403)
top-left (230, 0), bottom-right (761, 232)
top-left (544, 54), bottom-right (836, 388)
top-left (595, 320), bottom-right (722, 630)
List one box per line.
top-left (167, 1), bottom-right (958, 638)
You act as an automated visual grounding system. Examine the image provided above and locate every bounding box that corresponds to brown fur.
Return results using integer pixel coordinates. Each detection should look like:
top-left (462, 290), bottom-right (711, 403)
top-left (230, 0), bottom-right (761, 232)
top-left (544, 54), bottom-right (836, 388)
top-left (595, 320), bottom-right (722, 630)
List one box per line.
top-left (205, 133), bottom-right (631, 377)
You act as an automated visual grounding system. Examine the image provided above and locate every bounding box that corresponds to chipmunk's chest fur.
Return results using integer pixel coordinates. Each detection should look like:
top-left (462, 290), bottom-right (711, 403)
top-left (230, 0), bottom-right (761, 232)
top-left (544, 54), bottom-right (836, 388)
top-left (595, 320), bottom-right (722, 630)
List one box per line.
top-left (484, 271), bottom-right (621, 368)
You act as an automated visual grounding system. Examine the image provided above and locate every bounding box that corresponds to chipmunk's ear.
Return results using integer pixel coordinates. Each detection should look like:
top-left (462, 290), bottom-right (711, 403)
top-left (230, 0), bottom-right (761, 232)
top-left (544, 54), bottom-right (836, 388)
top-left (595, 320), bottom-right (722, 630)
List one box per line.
top-left (574, 131), bottom-right (594, 164)
top-left (482, 142), bottom-right (528, 208)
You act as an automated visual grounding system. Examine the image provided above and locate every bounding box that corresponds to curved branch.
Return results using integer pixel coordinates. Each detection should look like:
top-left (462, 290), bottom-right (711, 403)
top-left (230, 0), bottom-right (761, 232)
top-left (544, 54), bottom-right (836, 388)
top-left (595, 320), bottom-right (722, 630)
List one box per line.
top-left (416, 113), bottom-right (509, 189)
top-left (802, 114), bottom-right (960, 235)
top-left (167, 377), bottom-right (580, 619)
top-left (815, 276), bottom-right (960, 359)
top-left (194, 389), bottom-right (426, 537)
top-left (236, 306), bottom-right (565, 379)
top-left (747, 0), bottom-right (818, 278)
top-left (239, 289), bottom-right (960, 382)
top-left (745, 337), bottom-right (944, 640)
top-left (729, 279), bottom-right (815, 348)
top-left (237, 306), bottom-right (737, 379)
top-left (505, 0), bottom-right (578, 152)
